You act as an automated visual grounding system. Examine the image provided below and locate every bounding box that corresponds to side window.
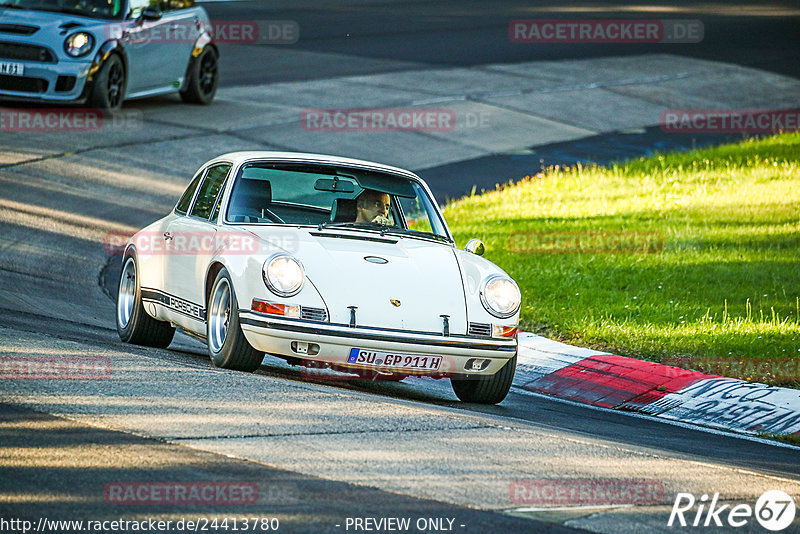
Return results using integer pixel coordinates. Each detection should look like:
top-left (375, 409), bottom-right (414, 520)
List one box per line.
top-left (128, 0), bottom-right (156, 18)
top-left (175, 170), bottom-right (203, 215)
top-left (397, 182), bottom-right (448, 237)
top-left (190, 164), bottom-right (231, 220)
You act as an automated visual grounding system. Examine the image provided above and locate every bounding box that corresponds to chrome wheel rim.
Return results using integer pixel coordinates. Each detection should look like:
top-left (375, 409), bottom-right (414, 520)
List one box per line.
top-left (117, 257), bottom-right (136, 329)
top-left (209, 278), bottom-right (231, 353)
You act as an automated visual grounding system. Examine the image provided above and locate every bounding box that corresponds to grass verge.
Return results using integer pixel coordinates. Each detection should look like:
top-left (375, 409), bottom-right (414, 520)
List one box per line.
top-left (445, 132), bottom-right (800, 385)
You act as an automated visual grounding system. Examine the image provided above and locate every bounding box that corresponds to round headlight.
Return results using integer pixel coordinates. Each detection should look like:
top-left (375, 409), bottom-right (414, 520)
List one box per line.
top-left (263, 254), bottom-right (304, 297)
top-left (480, 275), bottom-right (521, 318)
top-left (64, 32), bottom-right (95, 58)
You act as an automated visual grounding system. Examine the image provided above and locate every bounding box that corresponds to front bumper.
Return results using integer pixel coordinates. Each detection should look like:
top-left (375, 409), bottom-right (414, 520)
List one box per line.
top-left (239, 310), bottom-right (518, 377)
top-left (0, 58), bottom-right (92, 103)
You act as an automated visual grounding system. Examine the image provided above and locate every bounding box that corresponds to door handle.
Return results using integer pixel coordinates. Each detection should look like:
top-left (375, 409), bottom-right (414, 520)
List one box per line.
top-left (163, 232), bottom-right (173, 240)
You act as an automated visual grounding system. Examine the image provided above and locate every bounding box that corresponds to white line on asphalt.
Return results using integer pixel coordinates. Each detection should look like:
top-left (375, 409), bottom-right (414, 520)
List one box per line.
top-left (410, 95), bottom-right (467, 105)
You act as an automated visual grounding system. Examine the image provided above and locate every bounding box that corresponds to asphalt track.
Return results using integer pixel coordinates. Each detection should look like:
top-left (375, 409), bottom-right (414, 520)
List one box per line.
top-left (206, 0), bottom-right (800, 85)
top-left (205, 0), bottom-right (800, 195)
top-left (1, 1), bottom-right (800, 533)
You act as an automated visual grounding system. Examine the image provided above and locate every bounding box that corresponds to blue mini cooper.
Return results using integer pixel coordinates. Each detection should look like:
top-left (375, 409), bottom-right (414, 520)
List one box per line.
top-left (0, 0), bottom-right (218, 108)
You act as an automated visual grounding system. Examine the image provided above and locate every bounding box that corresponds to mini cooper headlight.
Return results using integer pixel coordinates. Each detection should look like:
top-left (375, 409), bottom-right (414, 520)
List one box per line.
top-left (480, 275), bottom-right (521, 318)
top-left (64, 32), bottom-right (95, 58)
top-left (263, 254), bottom-right (304, 297)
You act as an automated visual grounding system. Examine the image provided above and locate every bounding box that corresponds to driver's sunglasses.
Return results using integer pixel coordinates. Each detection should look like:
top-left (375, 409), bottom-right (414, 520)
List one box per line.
top-left (374, 200), bottom-right (392, 211)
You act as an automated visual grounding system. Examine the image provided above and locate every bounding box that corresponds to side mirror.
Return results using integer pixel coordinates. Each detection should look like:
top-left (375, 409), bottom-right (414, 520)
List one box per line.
top-left (141, 6), bottom-right (162, 21)
top-left (465, 238), bottom-right (485, 256)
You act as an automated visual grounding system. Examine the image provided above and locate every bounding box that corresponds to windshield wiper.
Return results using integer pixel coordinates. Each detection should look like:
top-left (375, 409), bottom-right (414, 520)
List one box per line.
top-left (377, 226), bottom-right (453, 243)
top-left (317, 221), bottom-right (376, 230)
top-left (316, 222), bottom-right (451, 243)
top-left (0, 3), bottom-right (29, 9)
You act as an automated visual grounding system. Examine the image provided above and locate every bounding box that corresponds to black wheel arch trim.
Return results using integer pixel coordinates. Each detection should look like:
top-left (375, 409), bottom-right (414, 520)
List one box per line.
top-left (81, 40), bottom-right (128, 99)
top-left (181, 35), bottom-right (217, 91)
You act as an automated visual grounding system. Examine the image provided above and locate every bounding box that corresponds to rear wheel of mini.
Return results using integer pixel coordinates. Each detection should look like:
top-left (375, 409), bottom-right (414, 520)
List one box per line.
top-left (450, 354), bottom-right (516, 404)
top-left (116, 254), bottom-right (175, 347)
top-left (207, 268), bottom-right (263, 372)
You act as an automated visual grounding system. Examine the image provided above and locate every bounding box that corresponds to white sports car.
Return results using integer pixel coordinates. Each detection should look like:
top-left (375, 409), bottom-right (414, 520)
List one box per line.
top-left (116, 152), bottom-right (521, 403)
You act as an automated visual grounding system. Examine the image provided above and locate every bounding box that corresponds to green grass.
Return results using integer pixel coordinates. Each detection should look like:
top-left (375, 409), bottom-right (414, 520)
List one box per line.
top-left (444, 133), bottom-right (800, 384)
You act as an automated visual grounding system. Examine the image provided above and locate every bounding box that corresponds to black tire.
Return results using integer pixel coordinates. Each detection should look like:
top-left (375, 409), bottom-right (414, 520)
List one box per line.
top-left (88, 53), bottom-right (126, 110)
top-left (450, 354), bottom-right (516, 404)
top-left (180, 46), bottom-right (218, 105)
top-left (206, 268), bottom-right (263, 372)
top-left (116, 254), bottom-right (175, 348)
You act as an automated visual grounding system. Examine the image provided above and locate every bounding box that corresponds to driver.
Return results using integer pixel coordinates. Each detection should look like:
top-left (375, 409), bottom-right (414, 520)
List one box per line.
top-left (355, 189), bottom-right (392, 225)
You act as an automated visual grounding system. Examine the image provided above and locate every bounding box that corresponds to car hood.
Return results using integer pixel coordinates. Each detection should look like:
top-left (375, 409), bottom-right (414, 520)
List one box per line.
top-left (259, 227), bottom-right (467, 334)
top-left (0, 8), bottom-right (108, 38)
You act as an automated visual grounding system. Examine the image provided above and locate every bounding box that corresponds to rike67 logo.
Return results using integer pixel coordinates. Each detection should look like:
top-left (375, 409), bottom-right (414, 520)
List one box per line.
top-left (669, 490), bottom-right (796, 531)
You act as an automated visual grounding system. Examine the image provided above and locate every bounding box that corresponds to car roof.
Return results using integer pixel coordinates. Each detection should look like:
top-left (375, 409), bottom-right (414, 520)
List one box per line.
top-left (203, 151), bottom-right (422, 181)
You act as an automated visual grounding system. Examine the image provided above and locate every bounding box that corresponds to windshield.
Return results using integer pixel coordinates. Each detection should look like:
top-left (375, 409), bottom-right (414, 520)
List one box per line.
top-left (0, 0), bottom-right (123, 19)
top-left (225, 162), bottom-right (451, 242)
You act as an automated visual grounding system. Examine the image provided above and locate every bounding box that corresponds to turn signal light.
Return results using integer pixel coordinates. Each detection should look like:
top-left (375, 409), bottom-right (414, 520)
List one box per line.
top-left (252, 298), bottom-right (300, 318)
top-left (492, 325), bottom-right (518, 338)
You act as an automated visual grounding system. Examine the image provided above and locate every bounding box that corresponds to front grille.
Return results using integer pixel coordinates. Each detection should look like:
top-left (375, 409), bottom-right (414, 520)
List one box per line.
top-left (0, 41), bottom-right (56, 63)
top-left (300, 306), bottom-right (328, 322)
top-left (0, 24), bottom-right (39, 35)
top-left (468, 322), bottom-right (492, 337)
top-left (0, 74), bottom-right (48, 93)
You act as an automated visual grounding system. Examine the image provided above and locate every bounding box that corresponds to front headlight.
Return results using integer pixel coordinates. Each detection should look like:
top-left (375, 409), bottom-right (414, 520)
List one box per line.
top-left (64, 32), bottom-right (95, 58)
top-left (263, 254), bottom-right (304, 297)
top-left (480, 275), bottom-right (521, 318)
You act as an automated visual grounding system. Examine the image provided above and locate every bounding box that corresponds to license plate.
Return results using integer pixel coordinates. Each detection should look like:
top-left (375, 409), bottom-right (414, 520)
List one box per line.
top-left (0, 61), bottom-right (24, 76)
top-left (348, 348), bottom-right (441, 371)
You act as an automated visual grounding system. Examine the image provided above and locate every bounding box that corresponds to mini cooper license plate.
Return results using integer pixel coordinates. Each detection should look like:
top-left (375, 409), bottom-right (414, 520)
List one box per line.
top-left (0, 62), bottom-right (24, 76)
top-left (348, 348), bottom-right (441, 370)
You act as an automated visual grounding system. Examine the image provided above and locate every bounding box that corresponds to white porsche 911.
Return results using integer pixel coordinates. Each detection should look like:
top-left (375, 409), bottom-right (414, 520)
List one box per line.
top-left (116, 152), bottom-right (521, 403)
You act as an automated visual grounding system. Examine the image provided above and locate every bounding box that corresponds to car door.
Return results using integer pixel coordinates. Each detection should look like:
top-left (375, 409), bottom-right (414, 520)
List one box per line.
top-left (121, 0), bottom-right (194, 94)
top-left (134, 166), bottom-right (204, 324)
top-left (158, 0), bottom-right (203, 85)
top-left (162, 163), bottom-right (231, 331)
